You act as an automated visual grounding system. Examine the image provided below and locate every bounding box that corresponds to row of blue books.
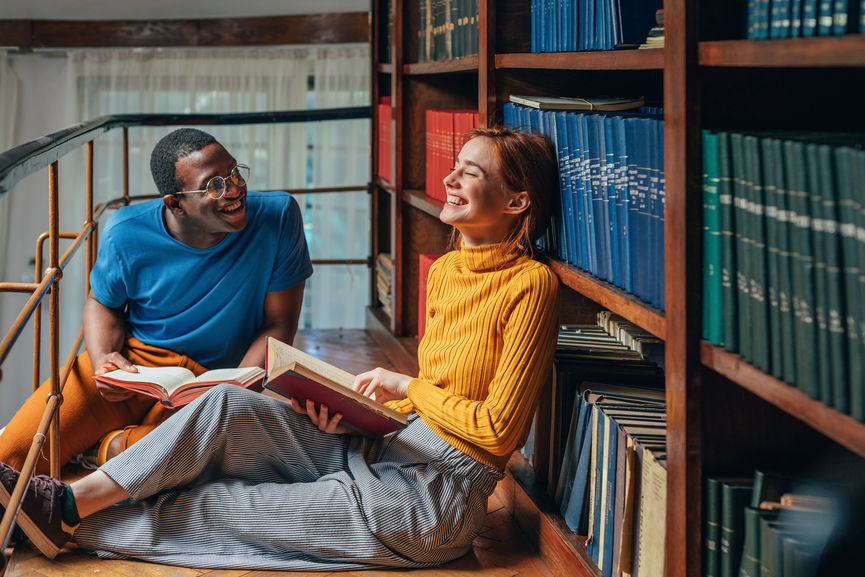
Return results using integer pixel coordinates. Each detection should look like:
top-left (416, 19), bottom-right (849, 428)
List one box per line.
top-left (504, 102), bottom-right (666, 311)
top-left (530, 0), bottom-right (661, 52)
top-left (702, 129), bottom-right (865, 422)
top-left (746, 0), bottom-right (865, 38)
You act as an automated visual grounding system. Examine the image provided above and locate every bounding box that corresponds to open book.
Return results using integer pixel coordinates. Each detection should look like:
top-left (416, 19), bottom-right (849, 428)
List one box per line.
top-left (95, 365), bottom-right (265, 409)
top-left (264, 337), bottom-right (408, 437)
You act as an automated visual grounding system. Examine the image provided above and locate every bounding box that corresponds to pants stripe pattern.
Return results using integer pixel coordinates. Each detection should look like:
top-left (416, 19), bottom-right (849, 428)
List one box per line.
top-left (74, 385), bottom-right (503, 571)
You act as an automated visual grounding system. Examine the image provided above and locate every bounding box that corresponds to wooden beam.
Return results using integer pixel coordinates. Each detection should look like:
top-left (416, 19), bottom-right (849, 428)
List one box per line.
top-left (1, 13), bottom-right (369, 49)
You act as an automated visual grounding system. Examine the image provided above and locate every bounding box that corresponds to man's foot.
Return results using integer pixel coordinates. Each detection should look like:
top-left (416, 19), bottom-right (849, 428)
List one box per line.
top-left (0, 462), bottom-right (76, 558)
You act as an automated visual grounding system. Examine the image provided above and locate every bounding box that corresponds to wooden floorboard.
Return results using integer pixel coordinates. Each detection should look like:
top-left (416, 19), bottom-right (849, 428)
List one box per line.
top-left (5, 330), bottom-right (553, 577)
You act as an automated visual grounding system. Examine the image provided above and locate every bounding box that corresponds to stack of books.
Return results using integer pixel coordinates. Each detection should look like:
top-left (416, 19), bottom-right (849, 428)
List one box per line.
top-left (530, 0), bottom-right (661, 52)
top-left (639, 9), bottom-right (664, 50)
top-left (746, 0), bottom-right (865, 38)
top-left (425, 109), bottom-right (478, 202)
top-left (417, 0), bottom-right (478, 62)
top-left (701, 130), bottom-right (865, 421)
top-left (597, 310), bottom-right (665, 368)
top-left (504, 98), bottom-right (666, 311)
top-left (375, 252), bottom-right (393, 317)
top-left (377, 97), bottom-right (392, 184)
top-left (703, 470), bottom-right (839, 577)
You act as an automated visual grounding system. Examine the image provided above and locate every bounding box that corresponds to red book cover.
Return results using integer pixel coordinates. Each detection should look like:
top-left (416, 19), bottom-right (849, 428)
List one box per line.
top-left (418, 253), bottom-right (444, 341)
top-left (425, 109), bottom-right (436, 199)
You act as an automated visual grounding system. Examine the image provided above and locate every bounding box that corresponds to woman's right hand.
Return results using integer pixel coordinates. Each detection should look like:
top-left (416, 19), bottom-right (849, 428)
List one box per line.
top-left (353, 367), bottom-right (412, 404)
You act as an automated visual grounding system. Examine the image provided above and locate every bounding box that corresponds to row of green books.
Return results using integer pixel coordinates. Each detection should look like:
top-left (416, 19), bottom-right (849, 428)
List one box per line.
top-left (417, 0), bottom-right (478, 62)
top-left (704, 470), bottom-right (836, 577)
top-left (701, 130), bottom-right (865, 421)
top-left (746, 0), bottom-right (865, 39)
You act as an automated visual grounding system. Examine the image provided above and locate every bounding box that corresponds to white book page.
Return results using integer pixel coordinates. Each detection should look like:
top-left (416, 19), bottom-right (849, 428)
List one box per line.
top-left (101, 366), bottom-right (194, 389)
top-left (190, 367), bottom-right (262, 384)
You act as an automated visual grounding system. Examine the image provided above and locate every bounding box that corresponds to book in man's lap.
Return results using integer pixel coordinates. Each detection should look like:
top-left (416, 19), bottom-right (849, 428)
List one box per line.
top-left (95, 365), bottom-right (265, 408)
top-left (264, 336), bottom-right (408, 437)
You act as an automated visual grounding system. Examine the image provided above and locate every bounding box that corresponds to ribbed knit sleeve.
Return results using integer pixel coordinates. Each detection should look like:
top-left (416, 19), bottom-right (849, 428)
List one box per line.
top-left (396, 245), bottom-right (559, 470)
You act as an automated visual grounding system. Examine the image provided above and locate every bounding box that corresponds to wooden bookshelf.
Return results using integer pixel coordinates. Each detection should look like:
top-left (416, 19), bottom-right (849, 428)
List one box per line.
top-left (369, 1), bottom-right (865, 576)
top-left (376, 177), bottom-right (395, 194)
top-left (402, 188), bottom-right (443, 217)
top-left (496, 49), bottom-right (664, 70)
top-left (548, 259), bottom-right (666, 339)
top-left (699, 36), bottom-right (865, 68)
top-left (701, 342), bottom-right (865, 459)
top-left (404, 55), bottom-right (480, 75)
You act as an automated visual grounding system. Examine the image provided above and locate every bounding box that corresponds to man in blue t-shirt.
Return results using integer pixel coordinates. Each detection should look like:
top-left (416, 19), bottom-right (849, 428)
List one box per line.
top-left (0, 128), bottom-right (312, 473)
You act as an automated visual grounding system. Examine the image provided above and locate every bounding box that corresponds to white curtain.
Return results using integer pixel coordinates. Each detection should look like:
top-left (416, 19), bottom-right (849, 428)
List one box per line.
top-left (0, 52), bottom-right (18, 298)
top-left (304, 45), bottom-right (370, 329)
top-left (60, 45), bottom-right (369, 340)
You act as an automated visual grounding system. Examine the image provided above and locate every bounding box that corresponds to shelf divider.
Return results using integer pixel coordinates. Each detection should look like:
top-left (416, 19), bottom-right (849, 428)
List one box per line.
top-left (404, 55), bottom-right (480, 75)
top-left (496, 49), bottom-right (664, 70)
top-left (699, 37), bottom-right (865, 68)
top-left (701, 342), bottom-right (865, 459)
top-left (548, 259), bottom-right (666, 339)
top-left (402, 188), bottom-right (443, 218)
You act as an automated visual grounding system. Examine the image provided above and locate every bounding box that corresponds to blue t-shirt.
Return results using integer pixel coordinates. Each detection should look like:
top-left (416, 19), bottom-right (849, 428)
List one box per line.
top-left (90, 191), bottom-right (313, 368)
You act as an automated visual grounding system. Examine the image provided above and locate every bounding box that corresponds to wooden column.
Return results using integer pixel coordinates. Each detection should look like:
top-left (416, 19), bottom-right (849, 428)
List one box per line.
top-left (391, 0), bottom-right (405, 335)
top-left (478, 0), bottom-right (496, 126)
top-left (664, 0), bottom-right (702, 576)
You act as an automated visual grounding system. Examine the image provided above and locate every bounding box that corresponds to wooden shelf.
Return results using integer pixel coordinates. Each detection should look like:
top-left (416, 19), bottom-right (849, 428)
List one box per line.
top-left (548, 259), bottom-right (666, 339)
top-left (376, 177), bottom-right (394, 194)
top-left (404, 55), bottom-right (479, 75)
top-left (378, 63), bottom-right (393, 74)
top-left (701, 342), bottom-right (865, 459)
top-left (699, 36), bottom-right (865, 67)
top-left (402, 188), bottom-right (443, 218)
top-left (496, 49), bottom-right (664, 70)
top-left (499, 453), bottom-right (602, 577)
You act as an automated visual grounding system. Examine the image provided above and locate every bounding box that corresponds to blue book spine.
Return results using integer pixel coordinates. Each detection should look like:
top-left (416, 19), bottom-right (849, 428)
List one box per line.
top-left (790, 0), bottom-right (804, 35)
top-left (589, 115), bottom-right (609, 281)
top-left (647, 117), bottom-right (660, 307)
top-left (748, 0), bottom-right (760, 38)
top-left (757, 0), bottom-right (772, 38)
top-left (570, 113), bottom-right (588, 270)
top-left (503, 102), bottom-right (516, 129)
top-left (802, 0), bottom-right (819, 34)
top-left (601, 412), bottom-right (618, 577)
top-left (635, 118), bottom-right (651, 303)
top-left (817, 0), bottom-right (834, 34)
top-left (615, 116), bottom-right (632, 293)
top-left (584, 0), bottom-right (595, 51)
top-left (562, 398), bottom-right (594, 532)
top-left (604, 116), bottom-right (621, 287)
top-left (625, 118), bottom-right (641, 298)
top-left (862, 0), bottom-right (865, 31)
top-left (555, 112), bottom-right (576, 265)
top-left (579, 114), bottom-right (596, 273)
top-left (562, 0), bottom-right (572, 51)
top-left (832, 0), bottom-right (849, 33)
top-left (531, 0), bottom-right (538, 53)
top-left (657, 118), bottom-right (666, 310)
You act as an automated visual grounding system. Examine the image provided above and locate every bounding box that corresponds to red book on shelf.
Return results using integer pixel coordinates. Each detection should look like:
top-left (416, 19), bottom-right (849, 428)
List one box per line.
top-left (378, 97), bottom-right (392, 184)
top-left (419, 253), bottom-right (444, 341)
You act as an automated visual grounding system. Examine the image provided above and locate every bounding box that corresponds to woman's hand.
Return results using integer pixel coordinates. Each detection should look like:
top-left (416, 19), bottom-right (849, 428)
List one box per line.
top-left (353, 368), bottom-right (412, 404)
top-left (92, 352), bottom-right (139, 402)
top-left (290, 398), bottom-right (351, 435)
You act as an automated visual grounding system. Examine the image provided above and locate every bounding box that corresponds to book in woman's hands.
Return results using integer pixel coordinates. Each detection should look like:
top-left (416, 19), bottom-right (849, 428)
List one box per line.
top-left (95, 365), bottom-right (265, 408)
top-left (264, 337), bottom-right (408, 437)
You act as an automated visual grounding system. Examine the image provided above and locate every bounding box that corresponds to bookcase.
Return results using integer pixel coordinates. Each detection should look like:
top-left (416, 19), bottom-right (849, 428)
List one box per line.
top-left (369, 1), bottom-right (865, 576)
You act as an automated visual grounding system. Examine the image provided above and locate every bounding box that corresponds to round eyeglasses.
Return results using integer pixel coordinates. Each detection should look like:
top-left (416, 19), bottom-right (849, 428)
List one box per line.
top-left (173, 164), bottom-right (250, 200)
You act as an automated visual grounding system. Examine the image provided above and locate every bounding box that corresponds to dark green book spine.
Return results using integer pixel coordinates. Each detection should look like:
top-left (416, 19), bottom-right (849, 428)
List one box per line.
top-left (704, 131), bottom-right (724, 346)
top-left (739, 507), bottom-right (777, 577)
top-left (784, 139), bottom-right (819, 399)
top-left (720, 482), bottom-right (752, 577)
top-left (760, 137), bottom-right (784, 379)
top-left (806, 142), bottom-right (833, 405)
top-left (719, 132), bottom-right (738, 353)
top-left (732, 133), bottom-right (752, 362)
top-left (835, 147), bottom-right (862, 420)
top-left (745, 135), bottom-right (770, 373)
top-left (853, 148), bottom-right (865, 421)
top-left (705, 478), bottom-right (722, 577)
top-left (771, 138), bottom-right (797, 385)
top-left (816, 144), bottom-right (849, 414)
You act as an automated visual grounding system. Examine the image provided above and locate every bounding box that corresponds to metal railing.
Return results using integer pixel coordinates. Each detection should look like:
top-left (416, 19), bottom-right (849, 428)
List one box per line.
top-left (0, 106), bottom-right (371, 567)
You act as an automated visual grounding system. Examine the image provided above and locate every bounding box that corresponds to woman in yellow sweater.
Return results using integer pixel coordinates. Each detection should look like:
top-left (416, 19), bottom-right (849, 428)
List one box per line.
top-left (1, 127), bottom-right (560, 569)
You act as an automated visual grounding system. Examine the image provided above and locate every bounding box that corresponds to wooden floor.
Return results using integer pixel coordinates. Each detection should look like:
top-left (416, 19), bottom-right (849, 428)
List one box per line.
top-left (4, 329), bottom-right (553, 577)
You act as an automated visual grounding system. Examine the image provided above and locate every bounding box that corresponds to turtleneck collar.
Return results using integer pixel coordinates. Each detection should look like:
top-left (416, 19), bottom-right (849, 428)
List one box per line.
top-left (457, 242), bottom-right (525, 273)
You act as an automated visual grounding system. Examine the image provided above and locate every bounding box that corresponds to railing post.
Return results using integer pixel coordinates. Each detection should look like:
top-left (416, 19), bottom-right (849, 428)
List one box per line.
top-left (47, 161), bottom-right (61, 478)
top-left (122, 127), bottom-right (130, 205)
top-left (86, 140), bottom-right (94, 296)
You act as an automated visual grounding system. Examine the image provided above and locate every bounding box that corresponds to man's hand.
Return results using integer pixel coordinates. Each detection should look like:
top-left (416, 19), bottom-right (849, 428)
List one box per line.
top-left (91, 352), bottom-right (138, 402)
top-left (290, 398), bottom-right (351, 435)
top-left (353, 367), bottom-right (412, 404)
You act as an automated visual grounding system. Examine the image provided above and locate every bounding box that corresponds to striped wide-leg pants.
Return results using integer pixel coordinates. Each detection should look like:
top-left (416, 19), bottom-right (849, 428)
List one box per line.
top-left (74, 384), bottom-right (503, 570)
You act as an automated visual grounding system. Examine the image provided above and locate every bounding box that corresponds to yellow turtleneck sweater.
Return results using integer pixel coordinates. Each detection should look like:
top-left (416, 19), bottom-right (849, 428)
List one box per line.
top-left (386, 243), bottom-right (559, 471)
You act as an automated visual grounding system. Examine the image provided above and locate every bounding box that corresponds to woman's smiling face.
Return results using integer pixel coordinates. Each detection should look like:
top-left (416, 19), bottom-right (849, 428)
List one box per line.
top-left (440, 136), bottom-right (526, 246)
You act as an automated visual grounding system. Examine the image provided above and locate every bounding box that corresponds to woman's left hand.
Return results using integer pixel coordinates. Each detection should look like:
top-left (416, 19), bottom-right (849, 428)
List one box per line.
top-left (290, 398), bottom-right (351, 435)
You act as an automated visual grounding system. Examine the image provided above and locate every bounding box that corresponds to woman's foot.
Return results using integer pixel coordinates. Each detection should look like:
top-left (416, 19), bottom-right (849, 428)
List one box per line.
top-left (0, 462), bottom-right (76, 558)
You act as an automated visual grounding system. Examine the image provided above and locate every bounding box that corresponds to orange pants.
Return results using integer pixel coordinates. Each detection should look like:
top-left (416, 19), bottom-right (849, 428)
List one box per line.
top-left (0, 337), bottom-right (207, 475)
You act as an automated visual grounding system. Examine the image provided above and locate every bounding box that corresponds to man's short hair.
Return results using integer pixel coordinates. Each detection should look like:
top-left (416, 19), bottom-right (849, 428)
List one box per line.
top-left (150, 128), bottom-right (218, 196)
